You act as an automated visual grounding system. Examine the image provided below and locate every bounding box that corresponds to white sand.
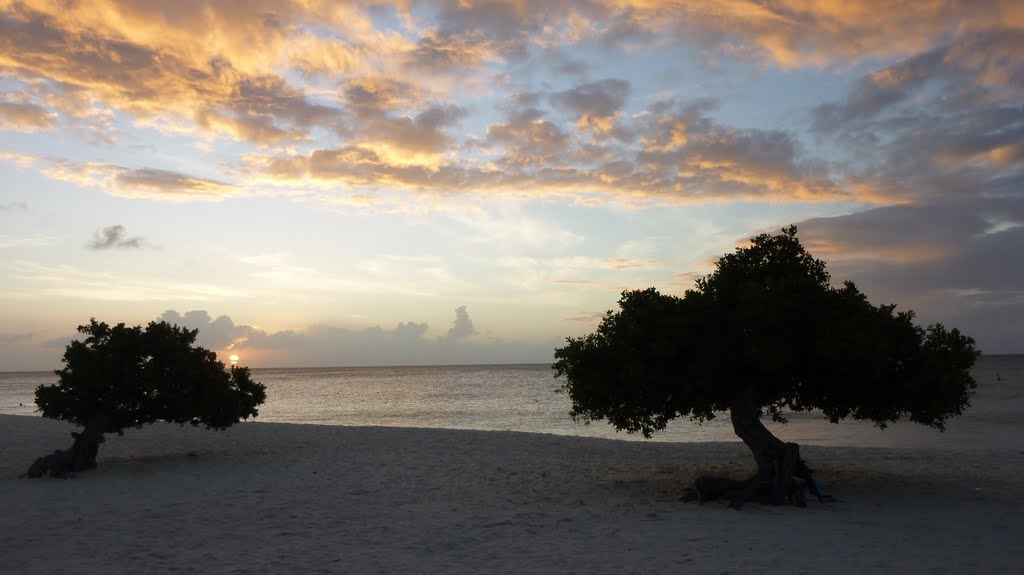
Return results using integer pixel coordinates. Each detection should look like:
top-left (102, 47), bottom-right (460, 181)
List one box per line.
top-left (2, 415), bottom-right (1022, 574)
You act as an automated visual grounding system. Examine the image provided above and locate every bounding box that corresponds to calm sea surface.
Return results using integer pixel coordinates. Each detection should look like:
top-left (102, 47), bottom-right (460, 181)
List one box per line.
top-left (2, 355), bottom-right (1021, 449)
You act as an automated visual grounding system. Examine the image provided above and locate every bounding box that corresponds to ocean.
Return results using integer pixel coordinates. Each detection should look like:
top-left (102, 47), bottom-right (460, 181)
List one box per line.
top-left (2, 355), bottom-right (1021, 450)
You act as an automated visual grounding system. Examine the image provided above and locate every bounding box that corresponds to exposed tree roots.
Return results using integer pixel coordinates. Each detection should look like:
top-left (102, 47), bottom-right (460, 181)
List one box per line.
top-left (681, 441), bottom-right (824, 509)
top-left (22, 413), bottom-right (107, 478)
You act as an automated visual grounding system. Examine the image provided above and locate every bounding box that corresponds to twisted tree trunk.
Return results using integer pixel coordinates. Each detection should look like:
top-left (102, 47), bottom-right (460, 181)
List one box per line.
top-left (686, 386), bottom-right (820, 508)
top-left (728, 385), bottom-right (793, 507)
top-left (22, 410), bottom-right (109, 478)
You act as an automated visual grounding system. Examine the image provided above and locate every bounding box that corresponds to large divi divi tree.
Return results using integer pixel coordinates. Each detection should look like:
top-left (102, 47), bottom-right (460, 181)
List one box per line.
top-left (553, 227), bottom-right (977, 508)
top-left (25, 319), bottom-right (266, 478)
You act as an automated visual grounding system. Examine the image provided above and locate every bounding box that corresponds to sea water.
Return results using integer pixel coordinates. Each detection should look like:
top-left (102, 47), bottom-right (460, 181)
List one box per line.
top-left (2, 355), bottom-right (1021, 450)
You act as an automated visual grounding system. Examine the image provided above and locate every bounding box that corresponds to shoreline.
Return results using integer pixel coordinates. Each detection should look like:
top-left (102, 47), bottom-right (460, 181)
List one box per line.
top-left (2, 414), bottom-right (1023, 573)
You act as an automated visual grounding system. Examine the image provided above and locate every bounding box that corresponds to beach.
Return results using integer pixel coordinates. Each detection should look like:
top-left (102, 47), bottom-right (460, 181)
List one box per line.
top-left (2, 415), bottom-right (1022, 574)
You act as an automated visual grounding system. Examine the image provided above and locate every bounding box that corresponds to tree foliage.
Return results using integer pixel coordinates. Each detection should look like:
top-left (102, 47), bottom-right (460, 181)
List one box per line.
top-left (554, 226), bottom-right (978, 438)
top-left (36, 319), bottom-right (266, 434)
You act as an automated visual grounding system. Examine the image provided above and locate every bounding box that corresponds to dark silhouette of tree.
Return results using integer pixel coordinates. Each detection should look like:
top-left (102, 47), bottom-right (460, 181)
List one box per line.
top-left (24, 319), bottom-right (266, 478)
top-left (553, 226), bottom-right (977, 508)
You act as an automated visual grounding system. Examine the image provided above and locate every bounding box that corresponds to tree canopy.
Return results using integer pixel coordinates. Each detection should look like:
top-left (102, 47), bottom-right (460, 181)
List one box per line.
top-left (554, 226), bottom-right (978, 439)
top-left (36, 319), bottom-right (266, 434)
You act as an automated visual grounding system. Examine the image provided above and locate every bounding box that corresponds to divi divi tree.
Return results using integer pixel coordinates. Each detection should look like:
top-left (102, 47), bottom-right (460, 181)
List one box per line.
top-left (554, 227), bottom-right (977, 508)
top-left (26, 319), bottom-right (266, 478)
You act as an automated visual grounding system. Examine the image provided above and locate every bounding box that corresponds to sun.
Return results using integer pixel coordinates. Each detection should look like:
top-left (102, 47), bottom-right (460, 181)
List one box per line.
top-left (229, 354), bottom-right (240, 366)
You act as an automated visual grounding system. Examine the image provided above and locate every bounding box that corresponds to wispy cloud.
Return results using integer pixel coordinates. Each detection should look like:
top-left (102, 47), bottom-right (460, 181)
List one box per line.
top-left (0, 234), bottom-right (57, 248)
top-left (605, 258), bottom-right (664, 270)
top-left (3, 260), bottom-right (247, 302)
top-left (0, 154), bottom-right (238, 200)
top-left (561, 310), bottom-right (606, 324)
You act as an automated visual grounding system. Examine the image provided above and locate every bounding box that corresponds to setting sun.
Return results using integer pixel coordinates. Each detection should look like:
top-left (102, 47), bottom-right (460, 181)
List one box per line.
top-left (229, 354), bottom-right (240, 366)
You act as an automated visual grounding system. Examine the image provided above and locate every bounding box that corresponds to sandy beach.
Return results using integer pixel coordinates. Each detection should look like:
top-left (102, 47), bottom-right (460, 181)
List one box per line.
top-left (2, 414), bottom-right (1022, 574)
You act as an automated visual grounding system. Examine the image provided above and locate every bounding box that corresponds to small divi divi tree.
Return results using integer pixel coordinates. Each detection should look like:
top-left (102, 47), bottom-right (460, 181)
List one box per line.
top-left (554, 227), bottom-right (978, 508)
top-left (25, 319), bottom-right (266, 478)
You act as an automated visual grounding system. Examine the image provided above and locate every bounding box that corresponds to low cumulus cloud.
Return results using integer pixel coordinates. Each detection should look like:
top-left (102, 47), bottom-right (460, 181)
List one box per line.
top-left (155, 307), bottom-right (547, 367)
top-left (87, 225), bottom-right (147, 250)
top-left (442, 305), bottom-right (477, 343)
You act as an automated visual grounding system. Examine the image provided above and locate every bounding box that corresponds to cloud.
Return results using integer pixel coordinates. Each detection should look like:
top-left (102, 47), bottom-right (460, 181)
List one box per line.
top-left (113, 168), bottom-right (237, 199)
top-left (0, 201), bottom-right (27, 211)
top-left (0, 154), bottom-right (238, 201)
top-left (158, 310), bottom-right (256, 350)
top-left (0, 234), bottom-right (57, 248)
top-left (794, 195), bottom-right (1024, 354)
top-left (87, 225), bottom-right (147, 250)
top-left (0, 99), bottom-right (56, 131)
top-left (343, 77), bottom-right (423, 115)
top-left (548, 54), bottom-right (589, 77)
top-left (550, 78), bottom-right (631, 135)
top-left (550, 279), bottom-right (623, 291)
top-left (336, 75), bottom-right (470, 166)
top-left (406, 31), bottom-right (500, 71)
top-left (789, 25), bottom-right (1023, 348)
top-left (419, 0), bottom-right (1024, 69)
top-left (2, 259), bottom-right (252, 303)
top-left (442, 305), bottom-right (477, 343)
top-left (561, 311), bottom-right (605, 324)
top-left (605, 258), bottom-right (664, 270)
top-left (485, 115), bottom-right (572, 168)
top-left (248, 93), bottom-right (847, 205)
top-left (1, 1), bottom-right (1018, 153)
top-left (155, 308), bottom-right (553, 367)
top-left (11, 0), bottom-right (1011, 209)
top-left (0, 4), bottom-right (339, 145)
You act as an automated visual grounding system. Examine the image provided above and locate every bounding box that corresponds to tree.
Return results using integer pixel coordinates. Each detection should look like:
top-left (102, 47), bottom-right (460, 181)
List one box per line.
top-left (553, 227), bottom-right (978, 508)
top-left (24, 319), bottom-right (266, 478)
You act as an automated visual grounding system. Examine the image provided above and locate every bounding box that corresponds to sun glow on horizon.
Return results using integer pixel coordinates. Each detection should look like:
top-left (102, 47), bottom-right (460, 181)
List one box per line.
top-left (229, 354), bottom-right (240, 366)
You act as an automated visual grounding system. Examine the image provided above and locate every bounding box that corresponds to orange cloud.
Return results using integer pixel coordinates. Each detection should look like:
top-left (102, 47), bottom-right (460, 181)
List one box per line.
top-left (3, 0), bottom-right (1016, 209)
top-left (604, 0), bottom-right (1022, 67)
top-left (605, 257), bottom-right (665, 270)
top-left (0, 2), bottom-right (343, 145)
top-left (0, 99), bottom-right (55, 131)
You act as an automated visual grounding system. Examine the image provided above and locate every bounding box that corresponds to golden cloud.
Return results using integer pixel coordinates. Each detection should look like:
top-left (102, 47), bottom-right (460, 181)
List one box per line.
top-left (2, 0), bottom-right (1018, 208)
top-left (0, 99), bottom-right (55, 131)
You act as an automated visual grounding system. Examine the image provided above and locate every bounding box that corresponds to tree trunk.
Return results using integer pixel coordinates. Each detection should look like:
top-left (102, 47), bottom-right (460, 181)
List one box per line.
top-left (728, 385), bottom-right (791, 507)
top-left (22, 410), bottom-right (109, 478)
top-left (683, 386), bottom-right (821, 508)
top-left (71, 410), bottom-right (109, 470)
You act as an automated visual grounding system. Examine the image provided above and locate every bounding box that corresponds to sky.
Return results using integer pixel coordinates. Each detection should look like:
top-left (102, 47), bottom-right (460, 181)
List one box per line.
top-left (1, 1), bottom-right (1022, 370)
